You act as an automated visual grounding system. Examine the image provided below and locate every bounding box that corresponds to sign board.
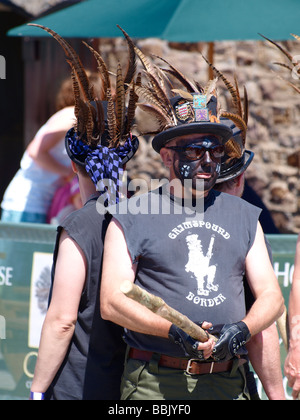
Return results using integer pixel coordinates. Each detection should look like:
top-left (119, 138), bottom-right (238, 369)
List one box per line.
top-left (0, 223), bottom-right (56, 399)
top-left (0, 223), bottom-right (297, 399)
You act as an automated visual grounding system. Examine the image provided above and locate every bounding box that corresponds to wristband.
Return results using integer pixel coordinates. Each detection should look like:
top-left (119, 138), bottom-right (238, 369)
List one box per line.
top-left (30, 391), bottom-right (45, 400)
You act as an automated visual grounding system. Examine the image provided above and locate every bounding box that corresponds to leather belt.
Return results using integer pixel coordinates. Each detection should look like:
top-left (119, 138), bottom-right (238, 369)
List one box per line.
top-left (128, 348), bottom-right (246, 375)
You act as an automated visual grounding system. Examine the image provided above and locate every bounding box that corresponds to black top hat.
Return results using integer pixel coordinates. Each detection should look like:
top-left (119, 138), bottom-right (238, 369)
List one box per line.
top-left (152, 95), bottom-right (233, 153)
top-left (215, 118), bottom-right (254, 183)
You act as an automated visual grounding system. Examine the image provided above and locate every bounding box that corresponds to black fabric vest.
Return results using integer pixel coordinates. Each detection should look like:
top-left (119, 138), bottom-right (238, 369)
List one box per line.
top-left (113, 187), bottom-right (261, 358)
top-left (46, 196), bottom-right (126, 400)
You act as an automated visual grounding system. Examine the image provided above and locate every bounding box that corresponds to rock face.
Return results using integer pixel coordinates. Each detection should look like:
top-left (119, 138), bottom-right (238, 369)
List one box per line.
top-left (118, 38), bottom-right (299, 233)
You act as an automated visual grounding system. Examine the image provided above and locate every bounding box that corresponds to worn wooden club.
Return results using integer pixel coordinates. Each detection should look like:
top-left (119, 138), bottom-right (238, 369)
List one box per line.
top-left (120, 280), bottom-right (218, 343)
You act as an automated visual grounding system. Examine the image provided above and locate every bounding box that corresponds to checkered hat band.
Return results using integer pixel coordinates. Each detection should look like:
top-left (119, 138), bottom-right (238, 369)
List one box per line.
top-left (85, 148), bottom-right (124, 205)
top-left (67, 130), bottom-right (133, 205)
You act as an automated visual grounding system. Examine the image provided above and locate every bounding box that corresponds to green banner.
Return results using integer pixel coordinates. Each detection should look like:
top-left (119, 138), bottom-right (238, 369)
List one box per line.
top-left (0, 222), bottom-right (56, 399)
top-left (0, 223), bottom-right (297, 399)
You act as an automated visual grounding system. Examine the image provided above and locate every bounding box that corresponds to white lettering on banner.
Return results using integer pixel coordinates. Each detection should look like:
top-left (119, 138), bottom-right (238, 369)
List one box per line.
top-left (0, 315), bottom-right (6, 339)
top-left (23, 352), bottom-right (38, 378)
top-left (273, 262), bottom-right (294, 288)
top-left (0, 266), bottom-right (13, 286)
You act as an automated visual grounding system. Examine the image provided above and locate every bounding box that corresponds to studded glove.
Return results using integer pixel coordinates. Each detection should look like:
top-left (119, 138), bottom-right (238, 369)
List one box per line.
top-left (168, 324), bottom-right (205, 360)
top-left (212, 321), bottom-right (251, 362)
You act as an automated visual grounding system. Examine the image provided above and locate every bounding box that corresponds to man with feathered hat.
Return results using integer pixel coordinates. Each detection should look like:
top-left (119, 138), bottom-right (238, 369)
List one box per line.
top-left (100, 49), bottom-right (284, 400)
top-left (214, 116), bottom-right (285, 400)
top-left (29, 25), bottom-right (139, 400)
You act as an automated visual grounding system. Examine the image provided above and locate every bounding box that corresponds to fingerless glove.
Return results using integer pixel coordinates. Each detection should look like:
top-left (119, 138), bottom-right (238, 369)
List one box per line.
top-left (212, 321), bottom-right (251, 362)
top-left (168, 324), bottom-right (204, 360)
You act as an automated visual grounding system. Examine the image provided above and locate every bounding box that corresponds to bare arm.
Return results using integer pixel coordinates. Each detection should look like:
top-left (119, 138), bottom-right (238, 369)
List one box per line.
top-left (243, 222), bottom-right (284, 336)
top-left (100, 219), bottom-right (215, 355)
top-left (27, 108), bottom-right (74, 177)
top-left (100, 218), bottom-right (172, 337)
top-left (247, 325), bottom-right (285, 400)
top-left (31, 230), bottom-right (87, 393)
top-left (285, 233), bottom-right (300, 399)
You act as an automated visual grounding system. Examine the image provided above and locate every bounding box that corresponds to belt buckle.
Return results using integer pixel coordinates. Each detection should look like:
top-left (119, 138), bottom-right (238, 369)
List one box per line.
top-left (186, 359), bottom-right (215, 375)
top-left (186, 359), bottom-right (200, 375)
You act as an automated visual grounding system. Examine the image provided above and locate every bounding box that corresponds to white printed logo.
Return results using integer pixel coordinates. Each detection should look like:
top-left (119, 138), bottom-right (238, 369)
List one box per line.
top-left (185, 234), bottom-right (218, 296)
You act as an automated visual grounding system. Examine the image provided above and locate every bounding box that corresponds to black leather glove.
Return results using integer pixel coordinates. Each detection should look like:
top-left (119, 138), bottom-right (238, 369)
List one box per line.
top-left (168, 324), bottom-right (204, 360)
top-left (212, 321), bottom-right (251, 362)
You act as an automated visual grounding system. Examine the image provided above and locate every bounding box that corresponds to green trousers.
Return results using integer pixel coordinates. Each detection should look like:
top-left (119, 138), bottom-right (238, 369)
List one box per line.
top-left (121, 352), bottom-right (250, 401)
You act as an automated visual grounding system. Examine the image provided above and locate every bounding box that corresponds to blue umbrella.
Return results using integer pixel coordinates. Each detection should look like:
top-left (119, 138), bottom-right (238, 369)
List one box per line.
top-left (7, 0), bottom-right (300, 41)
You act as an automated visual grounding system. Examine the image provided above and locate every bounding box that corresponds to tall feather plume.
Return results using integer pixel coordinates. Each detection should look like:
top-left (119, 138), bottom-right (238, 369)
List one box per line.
top-left (201, 54), bottom-right (241, 115)
top-left (115, 63), bottom-right (126, 141)
top-left (126, 78), bottom-right (139, 134)
top-left (260, 33), bottom-right (300, 96)
top-left (201, 54), bottom-right (248, 142)
top-left (29, 24), bottom-right (93, 103)
top-left (29, 24), bottom-right (139, 148)
top-left (116, 25), bottom-right (137, 90)
top-left (259, 34), bottom-right (294, 64)
top-left (107, 88), bottom-right (118, 146)
top-left (70, 68), bottom-right (81, 121)
top-left (243, 86), bottom-right (249, 126)
top-left (82, 41), bottom-right (110, 100)
top-left (260, 33), bottom-right (300, 79)
top-left (154, 55), bottom-right (199, 93)
top-left (134, 47), bottom-right (205, 129)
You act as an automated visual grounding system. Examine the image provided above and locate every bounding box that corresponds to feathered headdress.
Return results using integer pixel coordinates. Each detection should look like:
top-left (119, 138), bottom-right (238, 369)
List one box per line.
top-left (28, 24), bottom-right (139, 204)
top-left (131, 46), bottom-right (237, 152)
top-left (199, 56), bottom-right (253, 183)
top-left (260, 33), bottom-right (300, 95)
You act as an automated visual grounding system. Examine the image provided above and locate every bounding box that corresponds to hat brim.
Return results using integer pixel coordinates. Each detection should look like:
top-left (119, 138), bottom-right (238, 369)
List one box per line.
top-left (65, 132), bottom-right (139, 167)
top-left (152, 122), bottom-right (233, 153)
top-left (216, 150), bottom-right (254, 184)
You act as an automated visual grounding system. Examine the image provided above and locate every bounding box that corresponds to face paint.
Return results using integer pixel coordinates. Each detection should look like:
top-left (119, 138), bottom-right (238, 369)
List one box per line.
top-left (174, 150), bottom-right (221, 192)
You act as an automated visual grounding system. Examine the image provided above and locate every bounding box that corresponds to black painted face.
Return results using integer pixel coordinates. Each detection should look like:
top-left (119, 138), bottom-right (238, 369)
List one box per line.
top-left (170, 136), bottom-right (222, 192)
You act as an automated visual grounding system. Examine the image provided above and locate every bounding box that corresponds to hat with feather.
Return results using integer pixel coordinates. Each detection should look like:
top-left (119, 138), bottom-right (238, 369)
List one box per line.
top-left (29, 24), bottom-right (139, 205)
top-left (132, 48), bottom-right (234, 153)
top-left (198, 60), bottom-right (254, 184)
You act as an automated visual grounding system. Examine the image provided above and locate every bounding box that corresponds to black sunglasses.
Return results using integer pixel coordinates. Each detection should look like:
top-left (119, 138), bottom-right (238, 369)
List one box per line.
top-left (166, 144), bottom-right (225, 161)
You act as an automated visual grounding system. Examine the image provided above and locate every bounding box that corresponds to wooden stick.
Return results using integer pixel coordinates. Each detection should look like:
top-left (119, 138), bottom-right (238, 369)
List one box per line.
top-left (277, 305), bottom-right (289, 351)
top-left (120, 280), bottom-right (217, 343)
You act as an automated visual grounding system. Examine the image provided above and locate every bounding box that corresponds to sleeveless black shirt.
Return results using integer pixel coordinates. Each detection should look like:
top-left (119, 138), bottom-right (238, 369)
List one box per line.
top-left (46, 196), bottom-right (126, 400)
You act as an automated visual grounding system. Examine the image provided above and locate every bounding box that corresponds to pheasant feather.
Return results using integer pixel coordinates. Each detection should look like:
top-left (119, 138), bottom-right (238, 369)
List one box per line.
top-left (82, 42), bottom-right (110, 99)
top-left (29, 24), bottom-right (93, 103)
top-left (115, 63), bottom-right (126, 137)
top-left (116, 25), bottom-right (137, 90)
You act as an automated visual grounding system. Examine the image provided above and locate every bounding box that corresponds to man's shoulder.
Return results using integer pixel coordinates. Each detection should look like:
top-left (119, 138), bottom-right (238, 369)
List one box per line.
top-left (61, 196), bottom-right (106, 230)
top-left (107, 188), bottom-right (160, 218)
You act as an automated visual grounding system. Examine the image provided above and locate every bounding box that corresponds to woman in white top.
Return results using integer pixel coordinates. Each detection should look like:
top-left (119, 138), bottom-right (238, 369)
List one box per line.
top-left (1, 72), bottom-right (107, 224)
top-left (1, 73), bottom-right (104, 224)
top-left (1, 103), bottom-right (75, 224)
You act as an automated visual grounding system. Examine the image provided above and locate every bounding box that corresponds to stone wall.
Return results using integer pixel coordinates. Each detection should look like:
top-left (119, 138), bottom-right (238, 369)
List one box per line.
top-left (102, 37), bottom-right (300, 233)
